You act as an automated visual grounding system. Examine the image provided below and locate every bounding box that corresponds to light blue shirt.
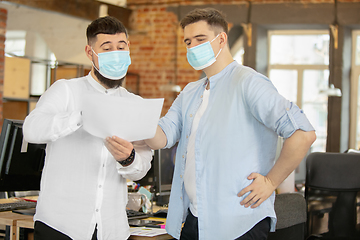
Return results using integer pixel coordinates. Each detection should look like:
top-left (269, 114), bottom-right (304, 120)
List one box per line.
top-left (159, 61), bottom-right (314, 240)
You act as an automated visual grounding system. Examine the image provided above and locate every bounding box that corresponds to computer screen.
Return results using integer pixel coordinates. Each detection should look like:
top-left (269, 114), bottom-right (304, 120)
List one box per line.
top-left (0, 119), bottom-right (46, 191)
top-left (154, 143), bottom-right (177, 192)
top-left (135, 143), bottom-right (177, 206)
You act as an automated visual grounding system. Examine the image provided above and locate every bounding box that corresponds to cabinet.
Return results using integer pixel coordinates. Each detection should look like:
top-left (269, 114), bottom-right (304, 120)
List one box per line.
top-left (3, 56), bottom-right (90, 121)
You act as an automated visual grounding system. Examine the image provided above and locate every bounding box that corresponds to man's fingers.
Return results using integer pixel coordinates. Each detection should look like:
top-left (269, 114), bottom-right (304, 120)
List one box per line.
top-left (105, 136), bottom-right (134, 161)
top-left (240, 191), bottom-right (255, 206)
top-left (251, 198), bottom-right (262, 208)
top-left (106, 137), bottom-right (132, 153)
top-left (109, 136), bottom-right (133, 148)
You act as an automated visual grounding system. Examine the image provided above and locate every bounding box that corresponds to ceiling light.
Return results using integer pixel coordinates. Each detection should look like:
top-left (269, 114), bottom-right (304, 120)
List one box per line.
top-left (319, 84), bottom-right (342, 97)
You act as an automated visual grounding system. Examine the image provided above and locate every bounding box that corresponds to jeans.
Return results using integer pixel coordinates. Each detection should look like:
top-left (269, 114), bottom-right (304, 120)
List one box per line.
top-left (180, 209), bottom-right (270, 240)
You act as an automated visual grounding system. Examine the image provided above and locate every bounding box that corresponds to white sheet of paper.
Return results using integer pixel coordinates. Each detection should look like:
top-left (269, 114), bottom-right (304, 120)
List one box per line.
top-left (82, 93), bottom-right (164, 141)
top-left (130, 227), bottom-right (168, 237)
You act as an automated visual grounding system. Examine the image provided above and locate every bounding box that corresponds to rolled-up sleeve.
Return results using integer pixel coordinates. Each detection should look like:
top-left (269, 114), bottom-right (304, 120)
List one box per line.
top-left (158, 90), bottom-right (184, 148)
top-left (23, 80), bottom-right (83, 144)
top-left (244, 74), bottom-right (314, 139)
top-left (276, 102), bottom-right (314, 138)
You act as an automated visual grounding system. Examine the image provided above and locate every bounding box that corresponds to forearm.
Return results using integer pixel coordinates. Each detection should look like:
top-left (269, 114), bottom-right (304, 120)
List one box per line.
top-left (23, 110), bottom-right (82, 143)
top-left (267, 130), bottom-right (316, 187)
top-left (145, 125), bottom-right (167, 150)
top-left (23, 80), bottom-right (82, 143)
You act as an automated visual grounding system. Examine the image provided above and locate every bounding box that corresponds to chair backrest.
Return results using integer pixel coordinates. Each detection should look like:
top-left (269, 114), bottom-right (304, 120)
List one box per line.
top-left (306, 152), bottom-right (360, 191)
top-left (267, 193), bottom-right (306, 240)
top-left (305, 152), bottom-right (360, 239)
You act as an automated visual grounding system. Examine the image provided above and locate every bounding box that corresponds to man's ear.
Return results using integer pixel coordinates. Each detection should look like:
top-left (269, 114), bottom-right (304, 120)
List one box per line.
top-left (85, 45), bottom-right (93, 61)
top-left (219, 32), bottom-right (227, 47)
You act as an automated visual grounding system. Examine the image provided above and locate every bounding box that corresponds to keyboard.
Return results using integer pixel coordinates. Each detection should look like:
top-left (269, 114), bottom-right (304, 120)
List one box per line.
top-left (126, 209), bottom-right (148, 219)
top-left (0, 201), bottom-right (36, 212)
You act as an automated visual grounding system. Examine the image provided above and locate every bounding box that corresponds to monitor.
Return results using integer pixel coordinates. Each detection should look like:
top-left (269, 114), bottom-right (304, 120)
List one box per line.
top-left (135, 143), bottom-right (177, 206)
top-left (0, 119), bottom-right (46, 191)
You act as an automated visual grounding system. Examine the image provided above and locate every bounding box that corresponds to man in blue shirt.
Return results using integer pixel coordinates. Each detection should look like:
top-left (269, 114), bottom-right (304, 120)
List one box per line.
top-left (145, 8), bottom-right (316, 240)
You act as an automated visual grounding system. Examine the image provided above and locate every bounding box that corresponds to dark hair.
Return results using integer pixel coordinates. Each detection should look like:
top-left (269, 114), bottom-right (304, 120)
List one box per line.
top-left (180, 8), bottom-right (228, 34)
top-left (86, 16), bottom-right (128, 45)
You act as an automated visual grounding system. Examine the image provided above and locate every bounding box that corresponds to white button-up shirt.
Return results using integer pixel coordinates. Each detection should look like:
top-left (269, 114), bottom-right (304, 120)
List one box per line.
top-left (23, 73), bottom-right (152, 240)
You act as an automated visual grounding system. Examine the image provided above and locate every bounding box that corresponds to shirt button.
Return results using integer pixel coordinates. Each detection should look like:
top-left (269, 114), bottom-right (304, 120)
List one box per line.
top-left (77, 123), bottom-right (81, 126)
top-left (180, 197), bottom-right (182, 200)
top-left (200, 95), bottom-right (203, 98)
top-left (105, 90), bottom-right (108, 94)
top-left (186, 135), bottom-right (188, 138)
top-left (286, 108), bottom-right (290, 111)
top-left (180, 175), bottom-right (183, 178)
top-left (99, 185), bottom-right (102, 188)
top-left (190, 114), bottom-right (193, 117)
top-left (182, 155), bottom-right (184, 158)
top-left (96, 209), bottom-right (99, 212)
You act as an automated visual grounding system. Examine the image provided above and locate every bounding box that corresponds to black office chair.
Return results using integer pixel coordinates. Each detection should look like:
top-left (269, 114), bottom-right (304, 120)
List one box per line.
top-left (267, 193), bottom-right (306, 240)
top-left (305, 152), bottom-right (360, 240)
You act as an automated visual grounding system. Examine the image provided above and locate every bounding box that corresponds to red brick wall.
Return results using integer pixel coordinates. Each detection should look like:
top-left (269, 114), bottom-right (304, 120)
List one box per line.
top-left (128, 6), bottom-right (202, 116)
top-left (0, 8), bottom-right (6, 128)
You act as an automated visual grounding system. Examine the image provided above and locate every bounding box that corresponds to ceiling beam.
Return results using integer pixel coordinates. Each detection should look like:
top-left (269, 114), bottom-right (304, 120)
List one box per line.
top-left (2, 0), bottom-right (132, 28)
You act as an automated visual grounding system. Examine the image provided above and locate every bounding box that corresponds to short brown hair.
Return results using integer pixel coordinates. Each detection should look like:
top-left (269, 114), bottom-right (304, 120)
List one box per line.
top-left (180, 8), bottom-right (228, 34)
top-left (86, 16), bottom-right (128, 45)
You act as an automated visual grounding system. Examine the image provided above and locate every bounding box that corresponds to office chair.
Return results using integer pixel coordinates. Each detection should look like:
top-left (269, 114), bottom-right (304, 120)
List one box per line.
top-left (267, 193), bottom-right (306, 240)
top-left (305, 152), bottom-right (360, 240)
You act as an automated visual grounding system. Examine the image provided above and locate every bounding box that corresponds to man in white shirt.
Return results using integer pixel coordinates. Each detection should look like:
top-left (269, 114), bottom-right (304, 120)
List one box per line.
top-left (23, 16), bottom-right (153, 240)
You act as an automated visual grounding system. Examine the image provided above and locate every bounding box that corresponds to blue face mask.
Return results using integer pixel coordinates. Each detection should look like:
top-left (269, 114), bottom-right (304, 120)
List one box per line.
top-left (92, 48), bottom-right (131, 80)
top-left (186, 34), bottom-right (222, 70)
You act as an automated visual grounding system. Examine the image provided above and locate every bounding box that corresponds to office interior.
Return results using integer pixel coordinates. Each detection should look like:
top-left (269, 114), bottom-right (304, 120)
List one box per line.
top-left (0, 0), bottom-right (359, 239)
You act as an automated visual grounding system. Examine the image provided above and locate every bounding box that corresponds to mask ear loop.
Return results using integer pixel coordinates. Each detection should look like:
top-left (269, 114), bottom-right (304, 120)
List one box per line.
top-left (211, 33), bottom-right (223, 59)
top-left (91, 47), bottom-right (100, 57)
top-left (90, 47), bottom-right (101, 72)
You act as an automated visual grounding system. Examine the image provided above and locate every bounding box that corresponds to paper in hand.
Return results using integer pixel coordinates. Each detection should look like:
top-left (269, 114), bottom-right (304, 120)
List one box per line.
top-left (81, 93), bottom-right (164, 142)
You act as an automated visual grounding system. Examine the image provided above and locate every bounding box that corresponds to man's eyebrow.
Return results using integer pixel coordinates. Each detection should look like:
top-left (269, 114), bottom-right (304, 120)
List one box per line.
top-left (183, 34), bottom-right (207, 43)
top-left (99, 40), bottom-right (127, 47)
top-left (100, 41), bottom-right (111, 47)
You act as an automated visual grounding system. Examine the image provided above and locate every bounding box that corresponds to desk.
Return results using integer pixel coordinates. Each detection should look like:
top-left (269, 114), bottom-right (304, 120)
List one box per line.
top-left (12, 215), bottom-right (172, 240)
top-left (0, 211), bottom-right (32, 240)
top-left (0, 198), bottom-right (172, 240)
top-left (15, 215), bottom-right (34, 240)
top-left (128, 217), bottom-right (172, 240)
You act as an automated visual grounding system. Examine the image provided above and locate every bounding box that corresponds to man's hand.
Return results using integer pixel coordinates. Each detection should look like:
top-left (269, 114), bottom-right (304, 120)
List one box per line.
top-left (105, 136), bottom-right (134, 161)
top-left (237, 173), bottom-right (277, 208)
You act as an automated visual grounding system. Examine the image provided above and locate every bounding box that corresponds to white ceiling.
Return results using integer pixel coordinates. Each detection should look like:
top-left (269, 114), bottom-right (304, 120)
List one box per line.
top-left (1, 2), bottom-right (92, 66)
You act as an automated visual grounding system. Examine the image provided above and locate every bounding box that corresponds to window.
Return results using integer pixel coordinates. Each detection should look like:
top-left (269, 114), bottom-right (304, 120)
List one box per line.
top-left (268, 30), bottom-right (329, 182)
top-left (5, 30), bottom-right (26, 56)
top-left (350, 30), bottom-right (360, 149)
top-left (231, 34), bottom-right (244, 65)
top-left (269, 30), bottom-right (329, 153)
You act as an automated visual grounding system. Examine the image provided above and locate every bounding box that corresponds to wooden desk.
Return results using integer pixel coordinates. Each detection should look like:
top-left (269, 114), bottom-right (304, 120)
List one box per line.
top-left (15, 215), bottom-right (34, 240)
top-left (13, 215), bottom-right (172, 240)
top-left (0, 211), bottom-right (33, 240)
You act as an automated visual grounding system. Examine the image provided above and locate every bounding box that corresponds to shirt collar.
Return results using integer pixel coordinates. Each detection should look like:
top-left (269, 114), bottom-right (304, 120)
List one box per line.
top-left (86, 72), bottom-right (118, 94)
top-left (207, 61), bottom-right (238, 88)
